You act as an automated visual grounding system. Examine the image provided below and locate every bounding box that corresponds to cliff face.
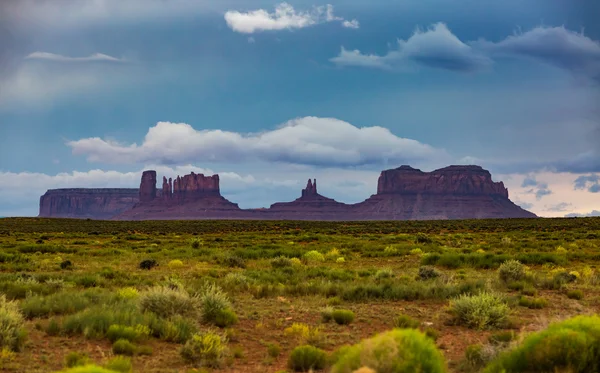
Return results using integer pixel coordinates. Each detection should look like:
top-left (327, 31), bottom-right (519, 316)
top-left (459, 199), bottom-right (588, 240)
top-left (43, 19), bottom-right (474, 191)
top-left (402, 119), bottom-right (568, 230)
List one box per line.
top-left (114, 171), bottom-right (241, 220)
top-left (377, 165), bottom-right (508, 197)
top-left (39, 189), bottom-right (139, 219)
top-left (355, 165), bottom-right (534, 220)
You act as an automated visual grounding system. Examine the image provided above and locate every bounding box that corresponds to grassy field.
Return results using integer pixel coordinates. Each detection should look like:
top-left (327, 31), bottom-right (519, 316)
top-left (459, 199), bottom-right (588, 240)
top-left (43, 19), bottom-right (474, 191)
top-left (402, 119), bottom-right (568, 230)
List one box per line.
top-left (0, 217), bottom-right (599, 373)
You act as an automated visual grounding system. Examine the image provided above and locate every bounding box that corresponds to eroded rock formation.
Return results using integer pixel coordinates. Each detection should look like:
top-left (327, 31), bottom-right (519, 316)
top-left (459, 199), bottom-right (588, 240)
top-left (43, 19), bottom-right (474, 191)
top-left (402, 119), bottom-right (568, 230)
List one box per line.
top-left (38, 165), bottom-right (537, 220)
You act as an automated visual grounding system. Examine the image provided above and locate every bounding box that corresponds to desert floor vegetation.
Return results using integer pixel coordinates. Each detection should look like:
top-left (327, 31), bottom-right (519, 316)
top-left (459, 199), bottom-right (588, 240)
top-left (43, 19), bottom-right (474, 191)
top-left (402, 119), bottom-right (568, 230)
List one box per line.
top-left (0, 217), bottom-right (599, 372)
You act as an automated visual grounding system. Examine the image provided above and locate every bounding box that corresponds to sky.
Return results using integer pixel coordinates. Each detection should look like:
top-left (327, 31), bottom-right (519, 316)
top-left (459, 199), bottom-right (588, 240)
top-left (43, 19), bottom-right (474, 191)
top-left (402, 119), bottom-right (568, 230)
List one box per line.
top-left (0, 0), bottom-right (599, 217)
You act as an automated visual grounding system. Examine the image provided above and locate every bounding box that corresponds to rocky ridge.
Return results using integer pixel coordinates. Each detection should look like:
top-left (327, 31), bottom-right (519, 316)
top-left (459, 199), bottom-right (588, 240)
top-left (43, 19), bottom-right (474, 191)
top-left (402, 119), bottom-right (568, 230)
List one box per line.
top-left (39, 165), bottom-right (537, 220)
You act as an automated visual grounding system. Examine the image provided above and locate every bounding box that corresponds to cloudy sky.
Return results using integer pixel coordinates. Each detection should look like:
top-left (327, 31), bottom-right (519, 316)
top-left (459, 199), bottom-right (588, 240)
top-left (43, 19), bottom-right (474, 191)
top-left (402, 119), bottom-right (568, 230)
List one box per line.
top-left (0, 0), bottom-right (599, 217)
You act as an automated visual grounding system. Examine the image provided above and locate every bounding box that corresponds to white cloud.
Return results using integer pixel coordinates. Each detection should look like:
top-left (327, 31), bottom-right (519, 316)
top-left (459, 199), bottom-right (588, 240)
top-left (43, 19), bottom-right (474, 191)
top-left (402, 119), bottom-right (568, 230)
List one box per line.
top-left (224, 3), bottom-right (357, 33)
top-left (331, 22), bottom-right (491, 72)
top-left (68, 117), bottom-right (447, 167)
top-left (25, 52), bottom-right (124, 63)
top-left (342, 19), bottom-right (360, 29)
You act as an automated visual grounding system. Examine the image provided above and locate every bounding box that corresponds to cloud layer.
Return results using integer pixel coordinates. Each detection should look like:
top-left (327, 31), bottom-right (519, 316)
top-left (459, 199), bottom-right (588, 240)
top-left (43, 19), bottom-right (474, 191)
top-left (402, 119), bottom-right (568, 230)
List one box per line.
top-left (474, 26), bottom-right (600, 79)
top-left (25, 52), bottom-right (123, 63)
top-left (331, 23), bottom-right (492, 72)
top-left (574, 174), bottom-right (600, 193)
top-left (332, 24), bottom-right (600, 78)
top-left (224, 3), bottom-right (358, 33)
top-left (68, 117), bottom-right (446, 167)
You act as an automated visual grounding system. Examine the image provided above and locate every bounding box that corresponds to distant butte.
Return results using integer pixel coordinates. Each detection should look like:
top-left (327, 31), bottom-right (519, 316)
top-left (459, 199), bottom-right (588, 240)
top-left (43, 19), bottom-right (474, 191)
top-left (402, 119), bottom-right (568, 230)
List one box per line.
top-left (39, 165), bottom-right (537, 220)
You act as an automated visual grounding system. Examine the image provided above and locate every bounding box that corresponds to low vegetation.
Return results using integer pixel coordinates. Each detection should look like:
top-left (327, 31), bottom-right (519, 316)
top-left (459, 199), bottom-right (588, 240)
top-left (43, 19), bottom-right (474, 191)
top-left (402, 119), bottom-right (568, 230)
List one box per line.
top-left (0, 217), bottom-right (598, 372)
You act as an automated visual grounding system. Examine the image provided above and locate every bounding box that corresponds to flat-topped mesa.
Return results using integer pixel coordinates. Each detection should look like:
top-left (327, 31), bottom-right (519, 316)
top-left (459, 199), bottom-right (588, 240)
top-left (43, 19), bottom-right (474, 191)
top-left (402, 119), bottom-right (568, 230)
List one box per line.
top-left (172, 172), bottom-right (220, 202)
top-left (39, 188), bottom-right (139, 219)
top-left (377, 164), bottom-right (509, 198)
top-left (139, 170), bottom-right (157, 203)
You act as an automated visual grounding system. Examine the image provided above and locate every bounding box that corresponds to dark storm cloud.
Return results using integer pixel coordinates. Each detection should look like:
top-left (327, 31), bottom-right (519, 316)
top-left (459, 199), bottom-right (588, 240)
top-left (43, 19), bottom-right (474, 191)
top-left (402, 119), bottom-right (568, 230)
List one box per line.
top-left (473, 25), bottom-right (600, 79)
top-left (545, 202), bottom-right (573, 212)
top-left (565, 210), bottom-right (600, 217)
top-left (574, 174), bottom-right (600, 192)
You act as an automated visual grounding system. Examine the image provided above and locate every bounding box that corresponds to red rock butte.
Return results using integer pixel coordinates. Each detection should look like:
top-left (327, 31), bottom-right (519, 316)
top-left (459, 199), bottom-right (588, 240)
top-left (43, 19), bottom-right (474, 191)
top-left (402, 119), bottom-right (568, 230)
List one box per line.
top-left (39, 165), bottom-right (537, 220)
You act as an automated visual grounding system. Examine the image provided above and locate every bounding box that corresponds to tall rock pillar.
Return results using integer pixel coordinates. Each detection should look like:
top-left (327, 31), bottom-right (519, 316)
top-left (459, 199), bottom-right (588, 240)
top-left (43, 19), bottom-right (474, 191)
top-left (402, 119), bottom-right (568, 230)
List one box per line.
top-left (139, 170), bottom-right (157, 203)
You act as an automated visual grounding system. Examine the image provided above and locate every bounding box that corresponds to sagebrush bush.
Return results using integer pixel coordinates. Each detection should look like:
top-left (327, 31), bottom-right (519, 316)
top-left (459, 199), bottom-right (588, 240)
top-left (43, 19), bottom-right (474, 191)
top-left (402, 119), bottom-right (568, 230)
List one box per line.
top-left (287, 345), bottom-right (327, 372)
top-left (117, 287), bottom-right (139, 300)
top-left (271, 256), bottom-right (293, 268)
top-left (0, 294), bottom-right (26, 351)
top-left (106, 324), bottom-right (149, 343)
top-left (321, 306), bottom-right (334, 323)
top-left (54, 366), bottom-right (120, 373)
top-left (418, 266), bottom-right (441, 280)
top-left (112, 339), bottom-right (136, 356)
top-left (167, 259), bottom-right (184, 269)
top-left (450, 292), bottom-right (509, 330)
top-left (332, 309), bottom-right (355, 325)
top-left (331, 328), bottom-right (446, 373)
top-left (483, 315), bottom-right (600, 373)
top-left (518, 296), bottom-right (547, 309)
top-left (65, 351), bottom-right (90, 367)
top-left (198, 283), bottom-right (232, 324)
top-left (394, 314), bottom-right (420, 329)
top-left (566, 289), bottom-right (584, 300)
top-left (180, 330), bottom-right (227, 368)
top-left (498, 260), bottom-right (526, 283)
top-left (21, 289), bottom-right (113, 319)
top-left (284, 323), bottom-right (325, 347)
top-left (214, 308), bottom-right (238, 328)
top-left (374, 268), bottom-right (393, 280)
top-left (138, 286), bottom-right (199, 318)
top-left (103, 356), bottom-right (132, 373)
top-left (304, 251), bottom-right (325, 262)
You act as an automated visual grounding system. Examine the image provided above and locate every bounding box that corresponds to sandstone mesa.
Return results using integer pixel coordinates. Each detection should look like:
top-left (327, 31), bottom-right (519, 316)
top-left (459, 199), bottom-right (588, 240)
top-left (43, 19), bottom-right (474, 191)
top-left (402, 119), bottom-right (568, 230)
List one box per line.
top-left (38, 165), bottom-right (536, 220)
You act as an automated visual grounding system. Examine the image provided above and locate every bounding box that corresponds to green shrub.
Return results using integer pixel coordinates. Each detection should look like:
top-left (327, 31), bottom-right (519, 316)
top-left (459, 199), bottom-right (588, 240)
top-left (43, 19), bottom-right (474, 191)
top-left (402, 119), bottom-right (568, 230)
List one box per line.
top-left (425, 328), bottom-right (440, 341)
top-left (180, 330), bottom-right (227, 368)
top-left (65, 351), bottom-right (90, 367)
top-left (394, 314), bottom-right (420, 329)
top-left (199, 283), bottom-right (232, 324)
top-left (304, 251), bottom-right (325, 263)
top-left (331, 328), bottom-right (446, 373)
top-left (106, 324), bottom-right (150, 343)
top-left (518, 296), bottom-right (547, 309)
top-left (224, 255), bottom-right (246, 269)
top-left (498, 260), bottom-right (526, 283)
top-left (465, 344), bottom-right (499, 370)
top-left (21, 289), bottom-right (113, 319)
top-left (488, 331), bottom-right (516, 345)
top-left (566, 289), bottom-right (584, 300)
top-left (138, 286), bottom-right (199, 318)
top-left (214, 308), bottom-right (238, 328)
top-left (374, 268), bottom-right (393, 280)
top-left (112, 339), bottom-right (136, 356)
top-left (0, 294), bottom-right (26, 351)
top-left (267, 342), bottom-right (281, 358)
top-left (418, 266), bottom-right (441, 280)
top-left (332, 309), bottom-right (355, 325)
top-left (483, 315), bottom-right (600, 373)
top-left (450, 292), bottom-right (509, 330)
top-left (271, 256), bottom-right (293, 268)
top-left (53, 365), bottom-right (119, 373)
top-left (284, 323), bottom-right (325, 347)
top-left (46, 318), bottom-right (61, 336)
top-left (104, 356), bottom-right (132, 373)
top-left (321, 306), bottom-right (334, 323)
top-left (167, 259), bottom-right (184, 269)
top-left (521, 286), bottom-right (537, 297)
top-left (288, 345), bottom-right (327, 372)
